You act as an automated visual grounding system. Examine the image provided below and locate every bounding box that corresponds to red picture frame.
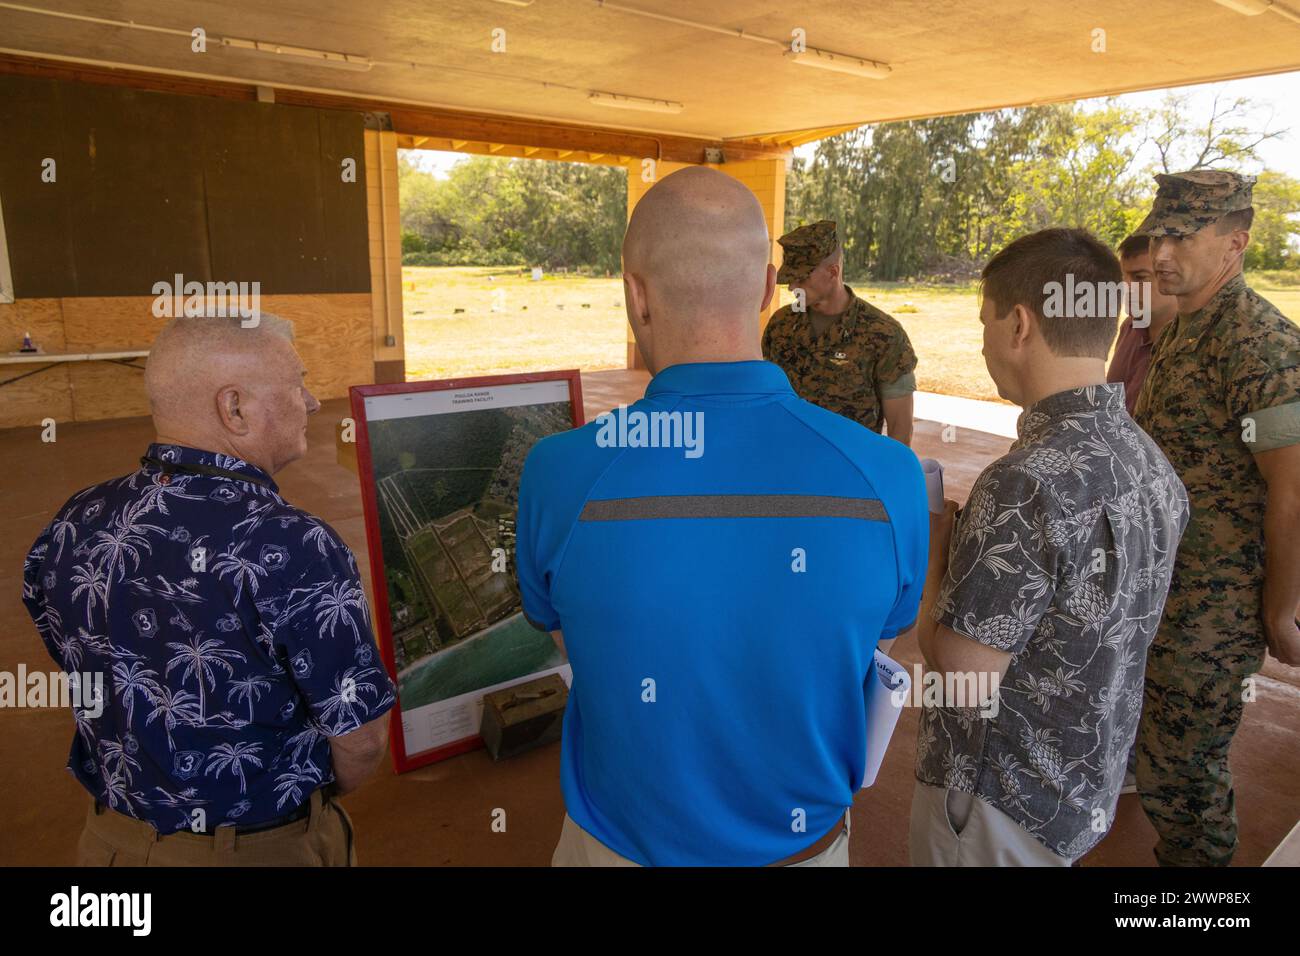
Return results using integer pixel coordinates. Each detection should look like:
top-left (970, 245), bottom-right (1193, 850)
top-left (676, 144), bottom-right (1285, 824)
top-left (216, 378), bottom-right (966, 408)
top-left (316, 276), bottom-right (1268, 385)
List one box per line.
top-left (349, 370), bottom-right (585, 772)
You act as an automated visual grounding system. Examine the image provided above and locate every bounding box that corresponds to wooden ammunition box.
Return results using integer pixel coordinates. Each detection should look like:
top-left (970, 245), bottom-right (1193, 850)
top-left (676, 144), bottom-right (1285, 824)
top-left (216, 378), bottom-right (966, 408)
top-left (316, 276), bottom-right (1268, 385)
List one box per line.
top-left (479, 674), bottom-right (568, 760)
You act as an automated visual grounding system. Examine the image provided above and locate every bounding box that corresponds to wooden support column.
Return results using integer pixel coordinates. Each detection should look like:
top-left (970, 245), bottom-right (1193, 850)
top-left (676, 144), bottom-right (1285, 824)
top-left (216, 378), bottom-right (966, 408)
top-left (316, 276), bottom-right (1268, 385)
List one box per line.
top-left (366, 129), bottom-right (406, 383)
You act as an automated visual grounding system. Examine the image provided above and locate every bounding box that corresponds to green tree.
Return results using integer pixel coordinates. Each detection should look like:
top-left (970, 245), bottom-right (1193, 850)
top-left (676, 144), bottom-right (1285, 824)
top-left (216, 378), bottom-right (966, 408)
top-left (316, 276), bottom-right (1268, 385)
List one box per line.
top-left (996, 101), bottom-right (1145, 248)
top-left (1245, 171), bottom-right (1300, 271)
top-left (786, 95), bottom-right (1298, 279)
top-left (398, 154), bottom-right (626, 270)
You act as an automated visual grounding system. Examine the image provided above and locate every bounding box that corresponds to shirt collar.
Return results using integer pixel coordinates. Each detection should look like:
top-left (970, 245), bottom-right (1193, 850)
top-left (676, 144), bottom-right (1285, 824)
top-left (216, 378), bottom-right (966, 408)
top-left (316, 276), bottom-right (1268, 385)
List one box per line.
top-left (801, 285), bottom-right (860, 334)
top-left (1122, 317), bottom-right (1151, 347)
top-left (1016, 384), bottom-right (1126, 441)
top-left (144, 442), bottom-right (279, 492)
top-left (644, 361), bottom-right (795, 400)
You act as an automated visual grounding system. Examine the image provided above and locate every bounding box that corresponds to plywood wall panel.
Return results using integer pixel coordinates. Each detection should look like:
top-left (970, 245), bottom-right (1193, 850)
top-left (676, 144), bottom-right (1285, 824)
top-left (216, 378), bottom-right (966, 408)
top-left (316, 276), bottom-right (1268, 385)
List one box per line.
top-left (68, 360), bottom-right (150, 422)
top-left (0, 293), bottom-right (372, 429)
top-left (0, 363), bottom-right (73, 430)
top-left (260, 293), bottom-right (372, 401)
top-left (0, 299), bottom-right (73, 428)
top-left (61, 296), bottom-right (166, 351)
top-left (0, 298), bottom-right (66, 351)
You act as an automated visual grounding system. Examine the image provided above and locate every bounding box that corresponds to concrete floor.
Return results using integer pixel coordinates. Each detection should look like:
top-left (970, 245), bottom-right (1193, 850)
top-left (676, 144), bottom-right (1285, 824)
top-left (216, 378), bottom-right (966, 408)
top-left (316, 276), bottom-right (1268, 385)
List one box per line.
top-left (1, 368), bottom-right (1296, 866)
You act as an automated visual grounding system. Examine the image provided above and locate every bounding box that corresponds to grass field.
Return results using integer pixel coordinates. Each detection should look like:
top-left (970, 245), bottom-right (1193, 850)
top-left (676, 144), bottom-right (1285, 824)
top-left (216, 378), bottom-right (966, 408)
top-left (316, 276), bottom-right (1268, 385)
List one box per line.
top-left (403, 266), bottom-right (1300, 404)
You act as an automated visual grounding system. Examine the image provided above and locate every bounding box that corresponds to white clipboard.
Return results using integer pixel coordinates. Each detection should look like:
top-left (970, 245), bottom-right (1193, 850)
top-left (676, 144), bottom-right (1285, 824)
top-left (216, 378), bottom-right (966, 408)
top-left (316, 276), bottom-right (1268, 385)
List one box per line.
top-left (861, 649), bottom-right (911, 789)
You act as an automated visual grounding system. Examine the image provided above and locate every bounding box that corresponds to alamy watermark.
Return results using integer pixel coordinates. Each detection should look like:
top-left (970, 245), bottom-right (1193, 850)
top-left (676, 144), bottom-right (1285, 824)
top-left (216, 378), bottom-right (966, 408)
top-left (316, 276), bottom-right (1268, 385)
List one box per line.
top-left (892, 664), bottom-right (1001, 717)
top-left (50, 886), bottom-right (150, 936)
top-left (151, 273), bottom-right (262, 326)
top-left (1042, 275), bottom-right (1153, 327)
top-left (595, 404), bottom-right (705, 459)
top-left (0, 666), bottom-right (103, 717)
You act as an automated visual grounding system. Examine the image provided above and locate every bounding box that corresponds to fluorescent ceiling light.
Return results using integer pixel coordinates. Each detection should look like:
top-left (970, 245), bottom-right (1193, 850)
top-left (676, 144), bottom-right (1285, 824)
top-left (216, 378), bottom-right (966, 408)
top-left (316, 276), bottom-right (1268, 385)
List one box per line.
top-left (588, 92), bottom-right (684, 114)
top-left (788, 48), bottom-right (891, 80)
top-left (221, 37), bottom-right (373, 72)
top-left (1210, 0), bottom-right (1272, 12)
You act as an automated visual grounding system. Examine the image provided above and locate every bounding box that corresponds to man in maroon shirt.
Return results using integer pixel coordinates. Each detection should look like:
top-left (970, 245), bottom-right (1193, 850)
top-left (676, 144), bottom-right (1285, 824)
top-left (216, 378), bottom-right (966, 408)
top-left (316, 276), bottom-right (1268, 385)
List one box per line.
top-left (1108, 233), bottom-right (1182, 793)
top-left (1108, 234), bottom-right (1179, 413)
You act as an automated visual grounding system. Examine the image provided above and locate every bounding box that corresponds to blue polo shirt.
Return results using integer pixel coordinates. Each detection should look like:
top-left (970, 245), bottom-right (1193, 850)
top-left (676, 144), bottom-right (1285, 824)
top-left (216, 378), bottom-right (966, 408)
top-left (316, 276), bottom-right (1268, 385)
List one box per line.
top-left (516, 361), bottom-right (927, 866)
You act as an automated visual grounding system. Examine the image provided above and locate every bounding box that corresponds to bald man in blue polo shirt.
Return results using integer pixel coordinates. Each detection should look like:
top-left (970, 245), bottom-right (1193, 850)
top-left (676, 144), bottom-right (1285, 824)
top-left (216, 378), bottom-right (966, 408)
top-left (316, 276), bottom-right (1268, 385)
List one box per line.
top-left (516, 167), bottom-right (929, 866)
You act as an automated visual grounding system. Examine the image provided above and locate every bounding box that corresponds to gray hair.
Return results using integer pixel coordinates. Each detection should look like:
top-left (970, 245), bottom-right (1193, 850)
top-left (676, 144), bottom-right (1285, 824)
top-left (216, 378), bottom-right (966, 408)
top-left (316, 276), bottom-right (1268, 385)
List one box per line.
top-left (144, 311), bottom-right (296, 408)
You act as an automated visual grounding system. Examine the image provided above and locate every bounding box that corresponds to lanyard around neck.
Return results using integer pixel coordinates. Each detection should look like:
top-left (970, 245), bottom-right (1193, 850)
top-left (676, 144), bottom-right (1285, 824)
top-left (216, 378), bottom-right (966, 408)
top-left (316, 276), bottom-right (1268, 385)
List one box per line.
top-left (140, 456), bottom-right (273, 490)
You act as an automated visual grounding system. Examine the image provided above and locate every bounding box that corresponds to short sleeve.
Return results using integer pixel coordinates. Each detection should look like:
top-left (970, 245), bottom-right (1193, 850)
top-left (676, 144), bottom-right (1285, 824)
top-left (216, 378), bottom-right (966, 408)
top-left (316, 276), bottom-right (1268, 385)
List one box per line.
top-left (272, 544), bottom-right (395, 736)
top-left (931, 465), bottom-right (1059, 656)
top-left (21, 524), bottom-right (58, 662)
top-left (1224, 314), bottom-right (1300, 453)
top-left (873, 321), bottom-right (918, 393)
top-left (516, 448), bottom-right (562, 632)
top-left (880, 371), bottom-right (917, 400)
top-left (881, 451), bottom-right (929, 638)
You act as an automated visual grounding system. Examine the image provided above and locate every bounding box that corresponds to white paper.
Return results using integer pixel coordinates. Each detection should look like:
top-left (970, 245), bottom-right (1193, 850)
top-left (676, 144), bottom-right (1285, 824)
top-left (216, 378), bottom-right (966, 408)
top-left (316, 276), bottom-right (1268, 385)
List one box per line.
top-left (861, 649), bottom-right (911, 789)
top-left (920, 457), bottom-right (945, 515)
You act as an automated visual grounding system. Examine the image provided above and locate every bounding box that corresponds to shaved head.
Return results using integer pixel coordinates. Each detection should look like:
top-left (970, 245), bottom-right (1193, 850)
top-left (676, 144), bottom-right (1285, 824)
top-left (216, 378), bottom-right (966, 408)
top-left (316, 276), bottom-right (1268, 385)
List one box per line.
top-left (622, 166), bottom-right (775, 371)
top-left (145, 313), bottom-right (320, 474)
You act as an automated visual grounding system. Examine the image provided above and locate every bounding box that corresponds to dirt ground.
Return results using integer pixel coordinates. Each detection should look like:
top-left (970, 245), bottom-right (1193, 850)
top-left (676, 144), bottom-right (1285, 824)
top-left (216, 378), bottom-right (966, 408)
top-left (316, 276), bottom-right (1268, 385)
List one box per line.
top-left (402, 266), bottom-right (1300, 403)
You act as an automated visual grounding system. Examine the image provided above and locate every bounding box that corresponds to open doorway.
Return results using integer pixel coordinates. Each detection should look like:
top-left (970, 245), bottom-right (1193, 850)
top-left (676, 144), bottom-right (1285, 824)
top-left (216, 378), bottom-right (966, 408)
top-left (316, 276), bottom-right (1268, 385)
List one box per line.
top-left (396, 148), bottom-right (629, 381)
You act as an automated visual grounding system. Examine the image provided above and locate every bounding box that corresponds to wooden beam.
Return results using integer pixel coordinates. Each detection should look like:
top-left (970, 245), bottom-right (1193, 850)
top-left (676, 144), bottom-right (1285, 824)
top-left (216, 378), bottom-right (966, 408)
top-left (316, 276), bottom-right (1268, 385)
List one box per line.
top-left (0, 52), bottom-right (256, 102)
top-left (0, 52), bottom-right (793, 164)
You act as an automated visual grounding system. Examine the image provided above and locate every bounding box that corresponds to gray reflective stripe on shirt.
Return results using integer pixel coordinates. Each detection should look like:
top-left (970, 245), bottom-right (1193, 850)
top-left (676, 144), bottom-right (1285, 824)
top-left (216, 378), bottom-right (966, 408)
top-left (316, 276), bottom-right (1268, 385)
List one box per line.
top-left (579, 494), bottom-right (889, 522)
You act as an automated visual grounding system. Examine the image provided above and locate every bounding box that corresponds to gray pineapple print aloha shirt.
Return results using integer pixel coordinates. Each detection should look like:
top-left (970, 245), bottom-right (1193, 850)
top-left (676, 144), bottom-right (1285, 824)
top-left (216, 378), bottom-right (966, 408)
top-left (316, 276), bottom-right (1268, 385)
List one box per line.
top-left (916, 384), bottom-right (1188, 859)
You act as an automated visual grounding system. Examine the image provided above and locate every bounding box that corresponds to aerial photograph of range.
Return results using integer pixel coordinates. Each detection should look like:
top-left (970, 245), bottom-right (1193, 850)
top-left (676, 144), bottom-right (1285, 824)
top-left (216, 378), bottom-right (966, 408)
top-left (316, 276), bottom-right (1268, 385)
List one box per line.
top-left (365, 399), bottom-right (572, 713)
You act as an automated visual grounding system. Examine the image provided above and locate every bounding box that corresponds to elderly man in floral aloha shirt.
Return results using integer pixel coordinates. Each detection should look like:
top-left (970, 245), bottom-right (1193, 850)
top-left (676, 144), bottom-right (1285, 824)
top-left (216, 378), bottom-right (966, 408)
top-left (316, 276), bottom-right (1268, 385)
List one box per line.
top-left (23, 312), bottom-right (394, 866)
top-left (909, 228), bottom-right (1188, 866)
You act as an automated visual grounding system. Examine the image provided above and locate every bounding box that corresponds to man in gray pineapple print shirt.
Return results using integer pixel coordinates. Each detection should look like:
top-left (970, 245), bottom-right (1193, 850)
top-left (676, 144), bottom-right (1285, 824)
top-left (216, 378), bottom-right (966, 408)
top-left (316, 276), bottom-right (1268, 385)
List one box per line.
top-left (909, 228), bottom-right (1188, 865)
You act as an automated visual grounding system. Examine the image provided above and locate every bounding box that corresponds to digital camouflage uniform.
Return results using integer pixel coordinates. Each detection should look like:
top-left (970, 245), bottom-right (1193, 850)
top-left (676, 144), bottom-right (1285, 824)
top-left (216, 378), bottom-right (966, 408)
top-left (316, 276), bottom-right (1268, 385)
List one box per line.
top-left (762, 220), bottom-right (917, 433)
top-left (1132, 170), bottom-right (1300, 866)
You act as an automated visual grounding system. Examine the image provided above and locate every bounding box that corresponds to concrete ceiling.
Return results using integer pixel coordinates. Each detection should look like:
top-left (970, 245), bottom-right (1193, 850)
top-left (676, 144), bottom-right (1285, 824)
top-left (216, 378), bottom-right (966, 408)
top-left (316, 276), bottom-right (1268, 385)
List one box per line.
top-left (3, 0), bottom-right (1300, 142)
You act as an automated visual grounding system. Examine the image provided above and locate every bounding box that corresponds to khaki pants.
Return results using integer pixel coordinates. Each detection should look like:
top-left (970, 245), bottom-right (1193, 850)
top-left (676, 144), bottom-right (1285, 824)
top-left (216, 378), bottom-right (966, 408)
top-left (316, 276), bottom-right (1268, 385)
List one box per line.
top-left (908, 782), bottom-right (1071, 867)
top-left (551, 811), bottom-right (852, 867)
top-left (76, 788), bottom-right (357, 867)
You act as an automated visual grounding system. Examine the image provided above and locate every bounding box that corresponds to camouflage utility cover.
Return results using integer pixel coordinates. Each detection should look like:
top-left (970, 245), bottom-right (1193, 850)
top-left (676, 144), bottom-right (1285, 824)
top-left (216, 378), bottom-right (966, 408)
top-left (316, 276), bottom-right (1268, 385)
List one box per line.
top-left (777, 220), bottom-right (839, 283)
top-left (1135, 170), bottom-right (1255, 239)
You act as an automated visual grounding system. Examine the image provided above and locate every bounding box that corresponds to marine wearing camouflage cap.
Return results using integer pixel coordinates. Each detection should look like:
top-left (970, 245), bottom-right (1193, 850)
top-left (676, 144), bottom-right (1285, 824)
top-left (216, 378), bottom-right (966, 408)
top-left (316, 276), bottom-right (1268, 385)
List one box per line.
top-left (1132, 167), bottom-right (1300, 867)
top-left (777, 220), bottom-right (839, 284)
top-left (764, 220), bottom-right (917, 439)
top-left (1134, 170), bottom-right (1256, 239)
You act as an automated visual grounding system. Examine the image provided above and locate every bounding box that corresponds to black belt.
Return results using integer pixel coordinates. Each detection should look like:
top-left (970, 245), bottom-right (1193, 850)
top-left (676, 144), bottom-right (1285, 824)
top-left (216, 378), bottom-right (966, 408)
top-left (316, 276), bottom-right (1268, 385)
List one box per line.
top-left (195, 801), bottom-right (310, 836)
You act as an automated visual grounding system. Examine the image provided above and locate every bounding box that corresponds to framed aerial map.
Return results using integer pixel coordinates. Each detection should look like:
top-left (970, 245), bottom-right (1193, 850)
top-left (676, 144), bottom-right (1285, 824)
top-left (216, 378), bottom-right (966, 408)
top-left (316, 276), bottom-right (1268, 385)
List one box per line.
top-left (349, 371), bottom-right (583, 772)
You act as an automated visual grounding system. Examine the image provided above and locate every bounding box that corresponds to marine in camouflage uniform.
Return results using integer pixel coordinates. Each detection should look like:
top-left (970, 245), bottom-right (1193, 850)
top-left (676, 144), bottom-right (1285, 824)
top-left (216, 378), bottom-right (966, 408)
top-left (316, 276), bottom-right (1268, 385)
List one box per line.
top-left (762, 220), bottom-right (917, 435)
top-left (1132, 171), bottom-right (1300, 866)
